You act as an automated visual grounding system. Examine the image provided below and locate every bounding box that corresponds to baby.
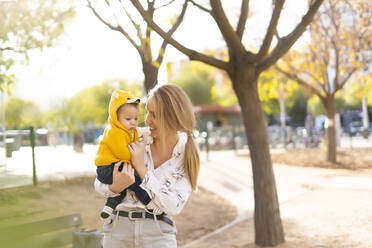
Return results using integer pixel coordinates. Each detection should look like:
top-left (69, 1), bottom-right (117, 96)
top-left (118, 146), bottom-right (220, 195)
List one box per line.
top-left (95, 89), bottom-right (160, 223)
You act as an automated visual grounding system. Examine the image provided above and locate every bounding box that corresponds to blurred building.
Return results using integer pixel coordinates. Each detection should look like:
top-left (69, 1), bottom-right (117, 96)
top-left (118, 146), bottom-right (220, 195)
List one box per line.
top-left (193, 105), bottom-right (243, 130)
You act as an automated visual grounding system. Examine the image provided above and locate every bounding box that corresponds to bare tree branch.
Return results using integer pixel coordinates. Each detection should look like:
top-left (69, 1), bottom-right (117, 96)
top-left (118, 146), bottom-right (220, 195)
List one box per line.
top-left (87, 1), bottom-right (117, 30)
top-left (0, 46), bottom-right (24, 55)
top-left (155, 0), bottom-right (176, 9)
top-left (276, 65), bottom-right (325, 100)
top-left (274, 30), bottom-right (280, 40)
top-left (307, 45), bottom-right (329, 93)
top-left (120, 1), bottom-right (143, 41)
top-left (256, 0), bottom-right (285, 62)
top-left (236, 0), bottom-right (249, 40)
top-left (328, 0), bottom-right (340, 34)
top-left (189, 0), bottom-right (213, 15)
top-left (322, 71), bottom-right (331, 94)
top-left (257, 0), bottom-right (324, 72)
top-left (0, 47), bottom-right (14, 52)
top-left (336, 67), bottom-right (357, 91)
top-left (210, 0), bottom-right (246, 55)
top-left (332, 40), bottom-right (340, 91)
top-left (304, 70), bottom-right (326, 90)
top-left (87, 1), bottom-right (140, 51)
top-left (144, 1), bottom-right (155, 62)
top-left (129, 0), bottom-right (230, 71)
top-left (156, 0), bottom-right (188, 64)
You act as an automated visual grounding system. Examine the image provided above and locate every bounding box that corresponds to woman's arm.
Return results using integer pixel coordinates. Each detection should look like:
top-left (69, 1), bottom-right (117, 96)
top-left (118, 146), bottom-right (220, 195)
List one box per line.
top-left (109, 162), bottom-right (135, 193)
top-left (94, 178), bottom-right (119, 198)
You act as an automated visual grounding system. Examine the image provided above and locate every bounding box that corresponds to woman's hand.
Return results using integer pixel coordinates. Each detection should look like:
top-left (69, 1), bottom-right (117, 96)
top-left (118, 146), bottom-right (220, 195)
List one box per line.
top-left (128, 141), bottom-right (147, 179)
top-left (109, 162), bottom-right (135, 194)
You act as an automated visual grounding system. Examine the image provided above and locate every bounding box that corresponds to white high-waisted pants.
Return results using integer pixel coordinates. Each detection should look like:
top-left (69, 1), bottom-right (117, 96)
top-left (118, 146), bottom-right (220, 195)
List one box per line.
top-left (102, 214), bottom-right (177, 248)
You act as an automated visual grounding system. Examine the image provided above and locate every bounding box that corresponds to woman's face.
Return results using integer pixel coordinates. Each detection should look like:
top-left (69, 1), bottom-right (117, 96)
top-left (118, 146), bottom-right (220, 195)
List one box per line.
top-left (145, 98), bottom-right (160, 138)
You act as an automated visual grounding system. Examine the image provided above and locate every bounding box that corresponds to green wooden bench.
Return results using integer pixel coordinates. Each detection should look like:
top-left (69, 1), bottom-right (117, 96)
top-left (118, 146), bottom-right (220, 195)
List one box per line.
top-left (0, 213), bottom-right (101, 248)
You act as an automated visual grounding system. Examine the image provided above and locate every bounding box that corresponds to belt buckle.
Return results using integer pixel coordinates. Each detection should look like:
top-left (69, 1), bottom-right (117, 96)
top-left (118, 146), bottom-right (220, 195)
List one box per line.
top-left (127, 211), bottom-right (135, 221)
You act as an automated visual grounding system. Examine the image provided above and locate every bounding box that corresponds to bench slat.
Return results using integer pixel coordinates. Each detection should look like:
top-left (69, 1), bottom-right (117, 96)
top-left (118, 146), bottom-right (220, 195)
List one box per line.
top-left (0, 214), bottom-right (82, 243)
top-left (3, 230), bottom-right (74, 248)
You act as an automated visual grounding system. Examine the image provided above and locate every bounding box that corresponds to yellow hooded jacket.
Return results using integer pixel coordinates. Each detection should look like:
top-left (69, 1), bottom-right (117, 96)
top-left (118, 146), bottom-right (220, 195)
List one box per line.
top-left (95, 90), bottom-right (140, 166)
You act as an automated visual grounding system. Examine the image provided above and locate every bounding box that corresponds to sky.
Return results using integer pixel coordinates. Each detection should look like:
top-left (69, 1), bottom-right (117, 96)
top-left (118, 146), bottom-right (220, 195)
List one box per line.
top-left (10, 0), bottom-right (308, 111)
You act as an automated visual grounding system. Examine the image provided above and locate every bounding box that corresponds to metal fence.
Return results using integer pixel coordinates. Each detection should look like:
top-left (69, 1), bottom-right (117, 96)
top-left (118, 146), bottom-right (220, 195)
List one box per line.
top-left (193, 125), bottom-right (330, 151)
top-left (194, 124), bottom-right (372, 152)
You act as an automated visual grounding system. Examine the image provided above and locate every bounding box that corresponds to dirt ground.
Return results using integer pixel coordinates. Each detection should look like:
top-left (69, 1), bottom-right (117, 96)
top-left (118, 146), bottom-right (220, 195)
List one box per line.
top-left (237, 147), bottom-right (372, 170)
top-left (271, 148), bottom-right (372, 169)
top-left (0, 176), bottom-right (237, 246)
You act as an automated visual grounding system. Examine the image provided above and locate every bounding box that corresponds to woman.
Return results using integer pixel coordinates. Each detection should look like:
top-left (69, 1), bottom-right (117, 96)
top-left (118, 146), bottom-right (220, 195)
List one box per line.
top-left (94, 84), bottom-right (200, 247)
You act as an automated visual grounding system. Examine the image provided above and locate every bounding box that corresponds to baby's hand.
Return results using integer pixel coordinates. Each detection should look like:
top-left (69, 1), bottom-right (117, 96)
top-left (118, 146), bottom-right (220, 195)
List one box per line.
top-left (138, 132), bottom-right (153, 144)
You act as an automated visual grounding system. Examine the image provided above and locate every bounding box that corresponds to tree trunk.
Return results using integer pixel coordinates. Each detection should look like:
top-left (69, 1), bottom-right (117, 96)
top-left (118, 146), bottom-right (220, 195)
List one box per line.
top-left (325, 96), bottom-right (336, 163)
top-left (143, 62), bottom-right (159, 93)
top-left (232, 65), bottom-right (285, 246)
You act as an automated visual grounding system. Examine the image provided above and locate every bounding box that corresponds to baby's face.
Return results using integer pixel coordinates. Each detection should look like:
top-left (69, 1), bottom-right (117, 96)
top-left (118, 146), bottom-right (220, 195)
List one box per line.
top-left (117, 104), bottom-right (139, 131)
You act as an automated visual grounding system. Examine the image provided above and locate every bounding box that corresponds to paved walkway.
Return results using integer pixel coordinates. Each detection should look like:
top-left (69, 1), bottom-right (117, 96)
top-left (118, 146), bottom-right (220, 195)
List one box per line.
top-left (185, 150), bottom-right (372, 247)
top-left (0, 145), bottom-right (97, 189)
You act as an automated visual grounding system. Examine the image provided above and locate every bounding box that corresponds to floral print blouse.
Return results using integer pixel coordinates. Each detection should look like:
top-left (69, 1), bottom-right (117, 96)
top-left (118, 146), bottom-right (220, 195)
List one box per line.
top-left (94, 130), bottom-right (192, 216)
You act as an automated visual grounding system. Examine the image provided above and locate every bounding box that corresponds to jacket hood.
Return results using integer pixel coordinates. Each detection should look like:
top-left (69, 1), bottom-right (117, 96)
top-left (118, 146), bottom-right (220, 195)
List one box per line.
top-left (108, 89), bottom-right (140, 130)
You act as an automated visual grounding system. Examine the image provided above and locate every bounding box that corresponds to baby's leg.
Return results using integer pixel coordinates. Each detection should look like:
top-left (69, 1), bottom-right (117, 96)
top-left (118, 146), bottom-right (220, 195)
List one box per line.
top-left (101, 189), bottom-right (127, 222)
top-left (128, 175), bottom-right (151, 205)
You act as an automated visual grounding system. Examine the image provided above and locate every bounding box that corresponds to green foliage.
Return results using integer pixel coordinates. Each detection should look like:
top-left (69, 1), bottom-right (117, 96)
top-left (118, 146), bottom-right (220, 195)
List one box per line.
top-left (45, 79), bottom-right (144, 133)
top-left (0, 0), bottom-right (75, 90)
top-left (4, 97), bottom-right (42, 129)
top-left (172, 62), bottom-right (216, 105)
top-left (259, 68), bottom-right (308, 124)
top-left (345, 73), bottom-right (372, 108)
top-left (4, 79), bottom-right (143, 133)
top-left (307, 93), bottom-right (346, 116)
top-left (307, 96), bottom-right (324, 116)
top-left (45, 98), bottom-right (80, 134)
top-left (335, 95), bottom-right (347, 112)
top-left (211, 81), bottom-right (238, 106)
top-left (171, 61), bottom-right (238, 106)
top-left (286, 88), bottom-right (308, 125)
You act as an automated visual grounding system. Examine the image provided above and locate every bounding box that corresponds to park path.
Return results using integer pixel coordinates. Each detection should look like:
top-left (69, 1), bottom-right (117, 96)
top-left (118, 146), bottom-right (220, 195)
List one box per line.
top-left (0, 145), bottom-right (97, 189)
top-left (184, 150), bottom-right (372, 247)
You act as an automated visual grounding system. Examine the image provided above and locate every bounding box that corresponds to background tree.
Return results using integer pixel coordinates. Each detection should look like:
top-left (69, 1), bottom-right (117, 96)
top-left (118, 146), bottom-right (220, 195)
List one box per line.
top-left (46, 98), bottom-right (80, 139)
top-left (259, 69), bottom-right (308, 126)
top-left (307, 93), bottom-right (346, 117)
top-left (172, 61), bottom-right (217, 105)
top-left (0, 0), bottom-right (75, 89)
top-left (344, 72), bottom-right (371, 134)
top-left (345, 73), bottom-right (372, 108)
top-left (71, 78), bottom-right (143, 126)
top-left (276, 0), bottom-right (371, 162)
top-left (87, 0), bottom-right (188, 93)
top-left (170, 59), bottom-right (238, 106)
top-left (5, 97), bottom-right (42, 129)
top-left (45, 79), bottom-right (143, 135)
top-left (130, 0), bottom-right (324, 245)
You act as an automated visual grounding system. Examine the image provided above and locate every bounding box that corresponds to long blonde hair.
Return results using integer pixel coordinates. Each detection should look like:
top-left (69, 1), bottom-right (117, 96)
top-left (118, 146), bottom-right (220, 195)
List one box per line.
top-left (148, 84), bottom-right (200, 191)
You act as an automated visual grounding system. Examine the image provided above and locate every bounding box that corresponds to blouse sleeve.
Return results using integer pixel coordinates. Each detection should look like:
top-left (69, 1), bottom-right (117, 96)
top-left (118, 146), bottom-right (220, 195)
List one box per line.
top-left (94, 178), bottom-right (120, 198)
top-left (140, 170), bottom-right (192, 216)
